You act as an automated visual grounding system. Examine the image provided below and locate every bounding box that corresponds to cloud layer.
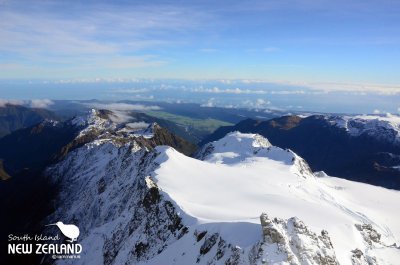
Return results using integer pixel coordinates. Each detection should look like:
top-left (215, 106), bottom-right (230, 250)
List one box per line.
top-left (87, 103), bottom-right (161, 123)
top-left (88, 103), bottom-right (160, 112)
top-left (0, 99), bottom-right (54, 108)
top-left (29, 99), bottom-right (54, 108)
top-left (0, 99), bottom-right (24, 107)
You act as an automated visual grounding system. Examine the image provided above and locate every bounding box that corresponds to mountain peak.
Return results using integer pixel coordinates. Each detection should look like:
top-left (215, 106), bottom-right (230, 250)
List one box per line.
top-left (196, 131), bottom-right (314, 179)
top-left (71, 109), bottom-right (112, 127)
top-left (69, 110), bottom-right (198, 156)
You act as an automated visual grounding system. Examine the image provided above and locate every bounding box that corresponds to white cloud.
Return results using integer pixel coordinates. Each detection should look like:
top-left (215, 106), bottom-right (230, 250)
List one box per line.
top-left (241, 98), bottom-right (271, 109)
top-left (192, 86), bottom-right (267, 94)
top-left (398, 107), bottom-right (400, 113)
top-left (0, 99), bottom-right (24, 107)
top-left (86, 103), bottom-right (161, 123)
top-left (54, 77), bottom-right (142, 84)
top-left (283, 81), bottom-right (400, 94)
top-left (29, 99), bottom-right (54, 108)
top-left (238, 79), bottom-right (400, 95)
top-left (159, 83), bottom-right (176, 90)
top-left (126, 122), bottom-right (150, 129)
top-left (220, 79), bottom-right (231, 84)
top-left (201, 98), bottom-right (215, 107)
top-left (109, 111), bottom-right (133, 123)
top-left (266, 106), bottom-right (285, 112)
top-left (129, 95), bottom-right (154, 100)
top-left (241, 79), bottom-right (266, 84)
top-left (256, 98), bottom-right (271, 106)
top-left (115, 88), bottom-right (149, 93)
top-left (373, 109), bottom-right (380, 114)
top-left (1, 98), bottom-right (54, 109)
top-left (88, 103), bottom-right (161, 112)
top-left (270, 90), bottom-right (305, 95)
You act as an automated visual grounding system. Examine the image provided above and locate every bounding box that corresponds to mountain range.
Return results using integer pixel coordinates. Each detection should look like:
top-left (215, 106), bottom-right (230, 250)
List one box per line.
top-left (0, 108), bottom-right (399, 265)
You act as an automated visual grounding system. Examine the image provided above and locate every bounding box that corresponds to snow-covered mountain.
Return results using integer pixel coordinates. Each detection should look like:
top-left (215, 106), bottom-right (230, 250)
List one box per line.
top-left (326, 114), bottom-right (400, 145)
top-left (200, 114), bottom-right (400, 190)
top-left (0, 108), bottom-right (196, 182)
top-left (42, 125), bottom-right (400, 265)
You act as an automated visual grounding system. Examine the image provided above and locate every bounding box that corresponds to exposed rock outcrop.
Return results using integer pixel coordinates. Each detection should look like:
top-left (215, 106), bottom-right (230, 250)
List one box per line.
top-left (252, 213), bottom-right (339, 265)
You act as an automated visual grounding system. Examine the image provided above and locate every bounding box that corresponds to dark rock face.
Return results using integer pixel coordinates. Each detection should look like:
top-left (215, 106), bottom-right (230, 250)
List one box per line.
top-left (195, 230), bottom-right (207, 242)
top-left (151, 124), bottom-right (198, 156)
top-left (201, 115), bottom-right (400, 190)
top-left (200, 233), bottom-right (219, 255)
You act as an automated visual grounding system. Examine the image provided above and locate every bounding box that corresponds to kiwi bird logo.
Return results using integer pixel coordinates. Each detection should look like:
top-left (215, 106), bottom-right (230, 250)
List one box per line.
top-left (46, 221), bottom-right (80, 242)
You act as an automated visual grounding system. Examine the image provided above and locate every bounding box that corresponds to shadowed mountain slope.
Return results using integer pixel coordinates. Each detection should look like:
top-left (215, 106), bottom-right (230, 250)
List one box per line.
top-left (0, 104), bottom-right (59, 138)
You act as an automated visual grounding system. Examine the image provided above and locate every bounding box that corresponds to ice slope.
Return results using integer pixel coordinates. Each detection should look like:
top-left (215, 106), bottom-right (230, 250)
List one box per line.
top-left (326, 114), bottom-right (400, 145)
top-left (151, 132), bottom-right (400, 264)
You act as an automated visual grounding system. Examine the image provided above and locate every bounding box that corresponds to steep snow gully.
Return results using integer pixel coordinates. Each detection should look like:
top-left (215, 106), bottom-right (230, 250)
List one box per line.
top-left (43, 111), bottom-right (399, 265)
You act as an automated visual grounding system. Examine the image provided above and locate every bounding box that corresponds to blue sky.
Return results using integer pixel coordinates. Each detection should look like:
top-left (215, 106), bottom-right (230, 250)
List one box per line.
top-left (1, 0), bottom-right (400, 113)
